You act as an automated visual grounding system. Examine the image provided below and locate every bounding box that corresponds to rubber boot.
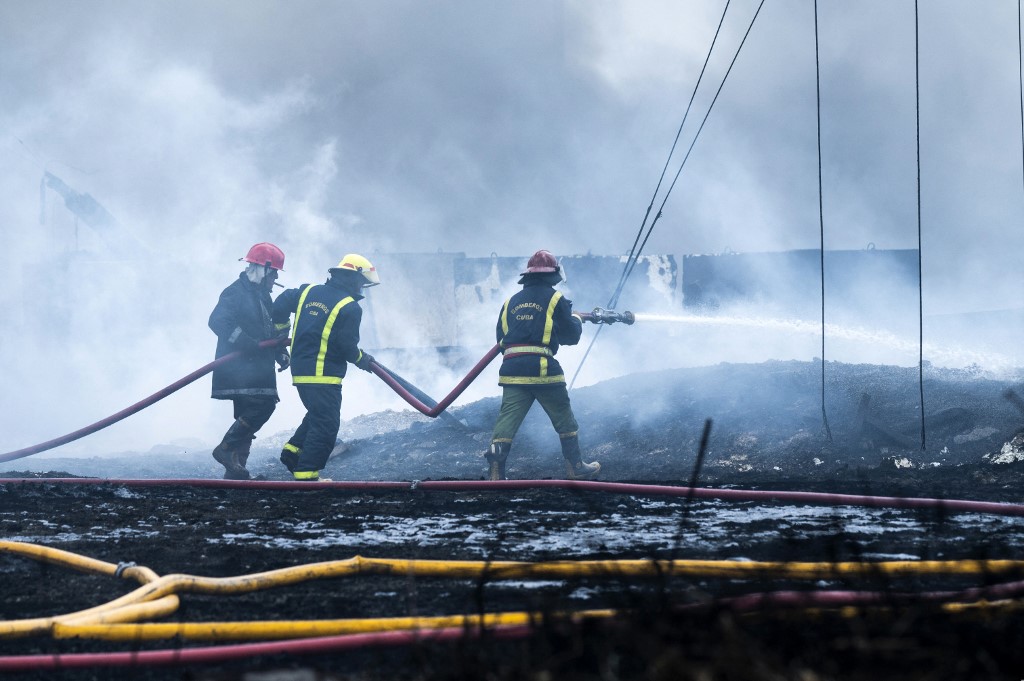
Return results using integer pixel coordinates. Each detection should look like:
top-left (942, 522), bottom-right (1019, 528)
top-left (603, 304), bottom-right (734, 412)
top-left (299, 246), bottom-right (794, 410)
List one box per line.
top-left (232, 435), bottom-right (256, 480)
top-left (280, 442), bottom-right (301, 473)
top-left (213, 419), bottom-right (252, 480)
top-left (485, 442), bottom-right (511, 481)
top-left (561, 435), bottom-right (600, 480)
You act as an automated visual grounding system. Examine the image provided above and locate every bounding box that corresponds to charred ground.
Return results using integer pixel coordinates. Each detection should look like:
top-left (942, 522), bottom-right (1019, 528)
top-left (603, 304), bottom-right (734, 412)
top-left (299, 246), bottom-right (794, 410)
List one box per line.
top-left (4, 360), bottom-right (1024, 680)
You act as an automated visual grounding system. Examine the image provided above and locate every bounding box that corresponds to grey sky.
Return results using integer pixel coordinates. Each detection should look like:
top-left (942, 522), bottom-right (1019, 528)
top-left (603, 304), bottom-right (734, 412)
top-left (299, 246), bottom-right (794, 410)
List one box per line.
top-left (3, 1), bottom-right (1023, 453)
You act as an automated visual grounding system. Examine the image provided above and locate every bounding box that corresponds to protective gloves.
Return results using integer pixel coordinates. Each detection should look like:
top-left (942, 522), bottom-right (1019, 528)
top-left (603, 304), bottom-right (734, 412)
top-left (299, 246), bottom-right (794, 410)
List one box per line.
top-left (276, 350), bottom-right (290, 372)
top-left (354, 351), bottom-right (375, 372)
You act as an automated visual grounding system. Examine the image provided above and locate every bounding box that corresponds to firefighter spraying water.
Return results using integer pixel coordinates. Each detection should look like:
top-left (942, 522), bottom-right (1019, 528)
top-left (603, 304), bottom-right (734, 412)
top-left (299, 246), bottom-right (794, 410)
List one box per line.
top-left (0, 250), bottom-right (639, 468)
top-left (484, 250), bottom-right (627, 481)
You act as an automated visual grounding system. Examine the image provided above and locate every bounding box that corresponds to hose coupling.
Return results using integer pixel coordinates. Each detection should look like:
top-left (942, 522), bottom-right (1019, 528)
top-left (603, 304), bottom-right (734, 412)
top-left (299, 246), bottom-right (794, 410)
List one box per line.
top-left (585, 307), bottom-right (636, 325)
top-left (114, 561), bottom-right (137, 578)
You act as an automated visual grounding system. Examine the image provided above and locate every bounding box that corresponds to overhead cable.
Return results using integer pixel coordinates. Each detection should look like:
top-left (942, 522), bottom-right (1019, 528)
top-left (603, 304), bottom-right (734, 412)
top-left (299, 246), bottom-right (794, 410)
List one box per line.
top-left (607, 0), bottom-right (734, 310)
top-left (1019, 0), bottom-right (1024, 196)
top-left (612, 0), bottom-right (767, 311)
top-left (571, 0), bottom-right (766, 388)
top-left (814, 0), bottom-right (833, 442)
top-left (915, 0), bottom-right (927, 450)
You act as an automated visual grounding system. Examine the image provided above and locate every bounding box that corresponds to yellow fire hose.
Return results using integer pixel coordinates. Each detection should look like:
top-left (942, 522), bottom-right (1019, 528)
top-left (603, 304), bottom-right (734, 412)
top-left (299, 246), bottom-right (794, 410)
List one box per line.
top-left (0, 541), bottom-right (158, 584)
top-left (0, 541), bottom-right (167, 637)
top-left (52, 609), bottom-right (616, 642)
top-left (51, 600), bottom-right (1024, 642)
top-left (4, 540), bottom-right (1024, 642)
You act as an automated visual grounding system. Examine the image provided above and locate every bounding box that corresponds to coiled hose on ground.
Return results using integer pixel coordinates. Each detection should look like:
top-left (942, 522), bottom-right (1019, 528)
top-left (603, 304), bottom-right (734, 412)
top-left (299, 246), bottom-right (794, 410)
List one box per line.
top-left (2, 539), bottom-right (1024, 670)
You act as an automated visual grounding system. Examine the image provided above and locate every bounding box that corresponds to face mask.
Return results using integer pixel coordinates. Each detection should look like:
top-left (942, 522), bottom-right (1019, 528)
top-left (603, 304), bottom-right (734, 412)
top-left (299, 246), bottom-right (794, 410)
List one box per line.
top-left (245, 263), bottom-right (267, 284)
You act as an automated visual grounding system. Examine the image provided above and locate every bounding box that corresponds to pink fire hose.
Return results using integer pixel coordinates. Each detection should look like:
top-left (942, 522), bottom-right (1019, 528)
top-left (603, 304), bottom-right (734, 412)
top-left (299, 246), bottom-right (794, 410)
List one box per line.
top-left (0, 309), bottom-right (626, 462)
top-left (0, 341), bottom-right (495, 463)
top-left (5, 477), bottom-right (1024, 518)
top-left (0, 339), bottom-right (286, 464)
top-left (3, 577), bottom-right (1024, 670)
top-left (0, 624), bottom-right (533, 671)
top-left (370, 345), bottom-right (501, 417)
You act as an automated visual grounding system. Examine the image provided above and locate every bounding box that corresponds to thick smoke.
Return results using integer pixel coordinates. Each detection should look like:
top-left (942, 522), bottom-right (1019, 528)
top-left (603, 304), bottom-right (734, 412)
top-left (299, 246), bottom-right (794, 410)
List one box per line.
top-left (2, 1), bottom-right (1022, 457)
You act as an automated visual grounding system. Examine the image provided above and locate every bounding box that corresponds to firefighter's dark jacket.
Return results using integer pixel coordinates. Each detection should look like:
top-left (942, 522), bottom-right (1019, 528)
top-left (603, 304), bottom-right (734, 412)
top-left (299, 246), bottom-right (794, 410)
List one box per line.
top-left (496, 280), bottom-right (582, 385)
top-left (272, 277), bottom-right (365, 385)
top-left (208, 273), bottom-right (280, 399)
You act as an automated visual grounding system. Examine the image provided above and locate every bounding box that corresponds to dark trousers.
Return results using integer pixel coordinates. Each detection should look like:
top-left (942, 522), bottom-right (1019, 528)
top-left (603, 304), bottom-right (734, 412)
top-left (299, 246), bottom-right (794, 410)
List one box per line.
top-left (231, 396), bottom-right (277, 431)
top-left (288, 384), bottom-right (343, 473)
top-left (222, 396), bottom-right (276, 447)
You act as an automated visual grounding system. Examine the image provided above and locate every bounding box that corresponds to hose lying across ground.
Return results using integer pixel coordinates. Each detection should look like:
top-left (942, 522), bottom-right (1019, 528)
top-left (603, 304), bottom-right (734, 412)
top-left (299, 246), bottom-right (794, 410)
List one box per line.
top-left (3, 476), bottom-right (1023, 669)
top-left (3, 539), bottom-right (1024, 671)
top-left (3, 336), bottom-right (1021, 669)
top-left (5, 476), bottom-right (1024, 518)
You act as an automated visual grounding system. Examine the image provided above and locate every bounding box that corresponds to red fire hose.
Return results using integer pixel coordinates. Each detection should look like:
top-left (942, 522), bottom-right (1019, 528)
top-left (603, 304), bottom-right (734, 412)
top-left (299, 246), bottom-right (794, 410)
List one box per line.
top-left (0, 339), bottom-right (287, 464)
top-left (3, 577), bottom-right (1024, 670)
top-left (0, 314), bottom-right (616, 462)
top-left (7, 477), bottom-right (1024, 517)
top-left (370, 345), bottom-right (501, 417)
top-left (367, 311), bottom-right (631, 417)
top-left (0, 624), bottom-right (533, 671)
top-left (0, 340), bottom-right (496, 464)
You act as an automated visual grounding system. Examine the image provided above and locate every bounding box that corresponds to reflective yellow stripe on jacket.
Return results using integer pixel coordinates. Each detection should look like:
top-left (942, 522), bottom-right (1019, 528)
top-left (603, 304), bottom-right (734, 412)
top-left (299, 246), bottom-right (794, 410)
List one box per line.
top-left (498, 290), bottom-right (565, 385)
top-left (541, 291), bottom-right (561, 345)
top-left (500, 299), bottom-right (511, 337)
top-left (501, 345), bottom-right (553, 357)
top-left (539, 291), bottom-right (561, 377)
top-left (292, 286), bottom-right (355, 385)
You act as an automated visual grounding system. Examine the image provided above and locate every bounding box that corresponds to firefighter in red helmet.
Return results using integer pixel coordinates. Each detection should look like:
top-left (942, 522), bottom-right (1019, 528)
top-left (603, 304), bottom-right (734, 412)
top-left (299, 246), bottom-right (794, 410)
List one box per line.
top-left (207, 242), bottom-right (290, 480)
top-left (485, 249), bottom-right (601, 481)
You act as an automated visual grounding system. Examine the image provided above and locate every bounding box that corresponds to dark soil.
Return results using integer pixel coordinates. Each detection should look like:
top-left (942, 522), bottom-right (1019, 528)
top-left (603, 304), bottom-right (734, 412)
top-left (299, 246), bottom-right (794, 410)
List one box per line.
top-left (4, 360), bottom-right (1024, 680)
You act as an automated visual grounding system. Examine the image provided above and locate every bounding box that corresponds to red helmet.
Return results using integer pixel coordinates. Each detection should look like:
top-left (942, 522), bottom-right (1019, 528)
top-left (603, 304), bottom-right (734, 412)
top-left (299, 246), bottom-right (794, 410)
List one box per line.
top-left (241, 242), bottom-right (285, 271)
top-left (521, 249), bottom-right (559, 275)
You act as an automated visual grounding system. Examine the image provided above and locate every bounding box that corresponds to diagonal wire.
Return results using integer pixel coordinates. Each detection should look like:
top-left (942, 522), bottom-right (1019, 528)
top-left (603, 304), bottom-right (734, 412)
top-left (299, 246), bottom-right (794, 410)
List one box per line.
top-left (606, 0), bottom-right (734, 309)
top-left (1019, 0), bottom-right (1024, 198)
top-left (609, 0), bottom-right (767, 312)
top-left (570, 0), bottom-right (766, 388)
top-left (569, 0), bottom-right (733, 390)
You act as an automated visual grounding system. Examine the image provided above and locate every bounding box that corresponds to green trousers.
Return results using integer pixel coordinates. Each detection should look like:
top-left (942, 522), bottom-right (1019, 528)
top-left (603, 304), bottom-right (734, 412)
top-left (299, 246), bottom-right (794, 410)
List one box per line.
top-left (491, 384), bottom-right (579, 443)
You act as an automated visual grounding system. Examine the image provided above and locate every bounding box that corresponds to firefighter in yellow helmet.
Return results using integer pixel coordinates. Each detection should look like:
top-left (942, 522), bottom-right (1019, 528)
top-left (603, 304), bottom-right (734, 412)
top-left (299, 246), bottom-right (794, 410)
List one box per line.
top-left (271, 254), bottom-right (380, 481)
top-left (485, 250), bottom-right (600, 481)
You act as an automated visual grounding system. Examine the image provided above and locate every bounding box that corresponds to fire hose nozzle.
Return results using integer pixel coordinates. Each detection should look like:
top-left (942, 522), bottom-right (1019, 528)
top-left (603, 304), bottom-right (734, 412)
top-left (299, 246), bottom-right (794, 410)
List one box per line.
top-left (582, 307), bottom-right (635, 325)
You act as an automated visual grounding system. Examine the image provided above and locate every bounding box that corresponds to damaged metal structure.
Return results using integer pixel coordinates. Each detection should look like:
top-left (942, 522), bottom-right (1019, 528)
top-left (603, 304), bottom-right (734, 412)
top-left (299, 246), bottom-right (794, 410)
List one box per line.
top-left (360, 247), bottom-right (924, 358)
top-left (359, 252), bottom-right (676, 363)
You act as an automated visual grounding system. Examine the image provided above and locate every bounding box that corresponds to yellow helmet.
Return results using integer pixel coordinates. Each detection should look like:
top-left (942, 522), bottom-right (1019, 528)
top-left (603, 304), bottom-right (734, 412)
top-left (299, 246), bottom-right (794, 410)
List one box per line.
top-left (331, 253), bottom-right (380, 287)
